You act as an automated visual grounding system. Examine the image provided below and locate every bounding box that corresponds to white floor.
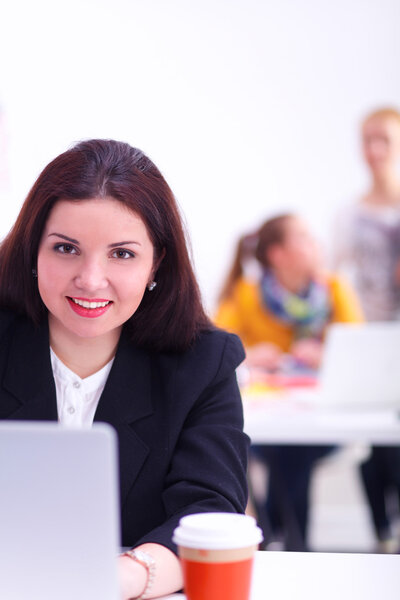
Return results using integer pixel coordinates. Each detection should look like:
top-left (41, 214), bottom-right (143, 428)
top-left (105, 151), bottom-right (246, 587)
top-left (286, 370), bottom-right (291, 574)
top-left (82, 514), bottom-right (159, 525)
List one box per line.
top-left (248, 445), bottom-right (399, 553)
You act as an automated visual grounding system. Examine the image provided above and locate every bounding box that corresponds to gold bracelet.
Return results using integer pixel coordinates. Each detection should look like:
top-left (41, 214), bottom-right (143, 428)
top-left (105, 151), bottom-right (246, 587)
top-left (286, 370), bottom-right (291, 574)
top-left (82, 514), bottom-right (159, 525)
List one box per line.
top-left (122, 549), bottom-right (156, 600)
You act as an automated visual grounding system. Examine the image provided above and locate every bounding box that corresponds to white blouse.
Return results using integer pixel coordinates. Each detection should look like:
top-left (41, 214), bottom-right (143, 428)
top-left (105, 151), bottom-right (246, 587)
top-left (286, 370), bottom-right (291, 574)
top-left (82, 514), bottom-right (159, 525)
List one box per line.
top-left (50, 348), bottom-right (114, 427)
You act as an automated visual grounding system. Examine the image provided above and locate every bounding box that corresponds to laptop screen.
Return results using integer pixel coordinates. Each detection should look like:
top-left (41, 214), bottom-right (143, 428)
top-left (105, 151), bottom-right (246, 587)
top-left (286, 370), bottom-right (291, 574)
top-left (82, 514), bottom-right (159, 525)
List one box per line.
top-left (318, 322), bottom-right (400, 409)
top-left (0, 422), bottom-right (120, 600)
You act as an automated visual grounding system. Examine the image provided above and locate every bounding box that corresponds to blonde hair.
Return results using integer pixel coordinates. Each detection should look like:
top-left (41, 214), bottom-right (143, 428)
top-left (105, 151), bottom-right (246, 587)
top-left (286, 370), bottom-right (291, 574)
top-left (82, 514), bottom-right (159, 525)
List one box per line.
top-left (362, 107), bottom-right (400, 127)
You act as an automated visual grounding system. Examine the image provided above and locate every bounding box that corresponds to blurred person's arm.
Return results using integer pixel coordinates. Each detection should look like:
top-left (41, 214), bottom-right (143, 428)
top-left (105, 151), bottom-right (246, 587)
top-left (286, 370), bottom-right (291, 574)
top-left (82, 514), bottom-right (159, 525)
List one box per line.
top-left (290, 274), bottom-right (364, 371)
top-left (244, 342), bottom-right (283, 371)
top-left (214, 296), bottom-right (245, 338)
top-left (329, 274), bottom-right (364, 323)
top-left (215, 299), bottom-right (283, 370)
top-left (214, 277), bottom-right (254, 345)
top-left (393, 224), bottom-right (400, 288)
top-left (290, 338), bottom-right (323, 370)
top-left (214, 279), bottom-right (284, 373)
top-left (395, 260), bottom-right (400, 287)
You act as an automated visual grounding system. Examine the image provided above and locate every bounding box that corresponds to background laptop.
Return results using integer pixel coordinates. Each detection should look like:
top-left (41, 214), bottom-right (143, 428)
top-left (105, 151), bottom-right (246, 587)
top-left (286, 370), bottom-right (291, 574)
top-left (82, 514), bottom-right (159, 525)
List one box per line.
top-left (317, 322), bottom-right (400, 410)
top-left (0, 422), bottom-right (121, 600)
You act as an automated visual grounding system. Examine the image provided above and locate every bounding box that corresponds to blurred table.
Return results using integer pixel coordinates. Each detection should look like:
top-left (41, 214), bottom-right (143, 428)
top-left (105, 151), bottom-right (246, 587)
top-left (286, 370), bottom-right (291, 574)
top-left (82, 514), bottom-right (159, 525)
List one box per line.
top-left (241, 382), bottom-right (400, 446)
top-left (162, 550), bottom-right (400, 600)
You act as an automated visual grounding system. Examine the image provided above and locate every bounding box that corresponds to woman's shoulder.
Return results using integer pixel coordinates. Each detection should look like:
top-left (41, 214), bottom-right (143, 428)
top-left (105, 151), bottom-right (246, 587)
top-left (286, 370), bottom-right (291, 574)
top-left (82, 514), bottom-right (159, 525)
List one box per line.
top-left (323, 272), bottom-right (364, 321)
top-left (161, 327), bottom-right (245, 385)
top-left (340, 198), bottom-right (400, 223)
top-left (194, 327), bottom-right (245, 358)
top-left (228, 276), bottom-right (260, 303)
top-left (333, 200), bottom-right (370, 230)
top-left (324, 271), bottom-right (353, 295)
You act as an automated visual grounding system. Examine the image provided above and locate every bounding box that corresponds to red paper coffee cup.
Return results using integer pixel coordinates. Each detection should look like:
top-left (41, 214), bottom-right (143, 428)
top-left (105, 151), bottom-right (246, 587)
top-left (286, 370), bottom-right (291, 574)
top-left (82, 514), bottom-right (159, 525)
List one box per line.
top-left (173, 513), bottom-right (263, 600)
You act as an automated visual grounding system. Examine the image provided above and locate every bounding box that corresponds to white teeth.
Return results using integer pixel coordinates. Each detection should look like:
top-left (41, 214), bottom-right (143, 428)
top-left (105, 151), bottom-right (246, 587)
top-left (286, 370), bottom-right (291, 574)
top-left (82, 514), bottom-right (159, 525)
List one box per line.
top-left (71, 298), bottom-right (110, 309)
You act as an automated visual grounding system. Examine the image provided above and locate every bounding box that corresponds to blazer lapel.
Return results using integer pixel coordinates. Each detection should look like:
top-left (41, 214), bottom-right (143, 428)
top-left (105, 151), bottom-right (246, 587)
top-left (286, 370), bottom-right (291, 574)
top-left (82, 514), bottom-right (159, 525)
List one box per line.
top-left (3, 320), bottom-right (154, 507)
top-left (94, 331), bottom-right (154, 507)
top-left (3, 317), bottom-right (58, 421)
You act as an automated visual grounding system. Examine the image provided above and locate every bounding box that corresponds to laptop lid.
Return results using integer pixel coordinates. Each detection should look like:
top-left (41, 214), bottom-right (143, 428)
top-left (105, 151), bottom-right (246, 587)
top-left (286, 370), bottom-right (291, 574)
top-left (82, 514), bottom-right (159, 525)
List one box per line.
top-left (318, 322), bottom-right (400, 409)
top-left (0, 422), bottom-right (120, 600)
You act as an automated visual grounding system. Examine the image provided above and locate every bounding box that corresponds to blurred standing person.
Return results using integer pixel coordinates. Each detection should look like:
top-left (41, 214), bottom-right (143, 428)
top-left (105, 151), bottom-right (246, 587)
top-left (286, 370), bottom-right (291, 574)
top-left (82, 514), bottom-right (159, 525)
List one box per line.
top-left (215, 214), bottom-right (363, 550)
top-left (333, 107), bottom-right (400, 553)
top-left (333, 107), bottom-right (400, 321)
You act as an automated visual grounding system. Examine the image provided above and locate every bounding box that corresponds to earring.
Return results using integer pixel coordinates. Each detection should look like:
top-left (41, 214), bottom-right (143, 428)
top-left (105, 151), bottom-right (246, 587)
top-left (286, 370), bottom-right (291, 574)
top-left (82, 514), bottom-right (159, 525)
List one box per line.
top-left (32, 268), bottom-right (38, 279)
top-left (147, 281), bottom-right (157, 291)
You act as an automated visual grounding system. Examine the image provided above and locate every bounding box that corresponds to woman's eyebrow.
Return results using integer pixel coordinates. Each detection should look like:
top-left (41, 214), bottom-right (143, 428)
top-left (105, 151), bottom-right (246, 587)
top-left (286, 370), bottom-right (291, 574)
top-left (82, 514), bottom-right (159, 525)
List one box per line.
top-left (48, 233), bottom-right (79, 244)
top-left (108, 241), bottom-right (142, 248)
top-left (47, 234), bottom-right (141, 248)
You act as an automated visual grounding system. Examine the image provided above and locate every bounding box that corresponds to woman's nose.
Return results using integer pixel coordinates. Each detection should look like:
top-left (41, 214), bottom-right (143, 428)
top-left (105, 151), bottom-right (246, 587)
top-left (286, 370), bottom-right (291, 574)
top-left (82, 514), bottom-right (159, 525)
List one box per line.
top-left (74, 258), bottom-right (108, 291)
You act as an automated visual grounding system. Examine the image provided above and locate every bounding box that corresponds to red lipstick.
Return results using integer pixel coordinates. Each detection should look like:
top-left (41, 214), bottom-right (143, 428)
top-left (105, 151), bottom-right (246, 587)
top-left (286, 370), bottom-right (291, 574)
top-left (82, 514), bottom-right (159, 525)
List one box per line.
top-left (67, 297), bottom-right (112, 319)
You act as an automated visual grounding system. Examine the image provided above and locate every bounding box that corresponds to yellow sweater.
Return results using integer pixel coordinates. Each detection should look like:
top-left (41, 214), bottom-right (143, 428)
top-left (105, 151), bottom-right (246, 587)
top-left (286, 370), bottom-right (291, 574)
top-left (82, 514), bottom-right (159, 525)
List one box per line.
top-left (214, 275), bottom-right (364, 352)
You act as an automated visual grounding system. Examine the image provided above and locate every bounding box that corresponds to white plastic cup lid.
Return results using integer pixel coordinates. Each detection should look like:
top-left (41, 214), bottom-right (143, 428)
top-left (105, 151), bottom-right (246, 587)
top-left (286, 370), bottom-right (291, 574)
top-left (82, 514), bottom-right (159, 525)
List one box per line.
top-left (172, 512), bottom-right (263, 550)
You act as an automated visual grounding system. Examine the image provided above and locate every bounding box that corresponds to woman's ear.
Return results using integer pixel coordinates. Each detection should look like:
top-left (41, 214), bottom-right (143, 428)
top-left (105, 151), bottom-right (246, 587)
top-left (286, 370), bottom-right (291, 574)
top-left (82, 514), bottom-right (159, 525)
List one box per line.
top-left (156, 247), bottom-right (166, 269)
top-left (151, 247), bottom-right (166, 280)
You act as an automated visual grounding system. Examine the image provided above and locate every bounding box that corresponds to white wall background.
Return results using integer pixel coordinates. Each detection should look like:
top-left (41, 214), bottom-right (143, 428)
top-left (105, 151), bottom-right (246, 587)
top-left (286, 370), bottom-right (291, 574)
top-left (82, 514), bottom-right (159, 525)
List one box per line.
top-left (1, 0), bottom-right (399, 312)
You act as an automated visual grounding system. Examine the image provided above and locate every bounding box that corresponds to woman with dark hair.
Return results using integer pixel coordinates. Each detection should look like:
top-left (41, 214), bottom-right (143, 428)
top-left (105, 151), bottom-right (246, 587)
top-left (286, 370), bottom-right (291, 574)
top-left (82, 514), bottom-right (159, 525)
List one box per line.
top-left (0, 139), bottom-right (248, 598)
top-left (215, 214), bottom-right (363, 550)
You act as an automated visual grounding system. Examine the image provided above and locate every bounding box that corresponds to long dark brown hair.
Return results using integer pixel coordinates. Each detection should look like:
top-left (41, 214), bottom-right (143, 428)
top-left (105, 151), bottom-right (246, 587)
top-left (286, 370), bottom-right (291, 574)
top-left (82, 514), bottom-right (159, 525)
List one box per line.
top-left (218, 214), bottom-right (293, 302)
top-left (0, 139), bottom-right (211, 352)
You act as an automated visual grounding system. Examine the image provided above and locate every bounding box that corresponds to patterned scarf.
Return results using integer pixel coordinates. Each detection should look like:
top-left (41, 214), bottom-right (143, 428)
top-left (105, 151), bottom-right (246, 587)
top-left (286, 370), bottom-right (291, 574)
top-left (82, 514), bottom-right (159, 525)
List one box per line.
top-left (260, 270), bottom-right (331, 339)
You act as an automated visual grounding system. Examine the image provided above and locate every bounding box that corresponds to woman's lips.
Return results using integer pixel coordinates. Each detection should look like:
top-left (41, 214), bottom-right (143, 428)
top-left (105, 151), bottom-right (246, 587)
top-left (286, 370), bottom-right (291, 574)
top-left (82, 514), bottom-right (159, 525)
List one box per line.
top-left (67, 297), bottom-right (113, 318)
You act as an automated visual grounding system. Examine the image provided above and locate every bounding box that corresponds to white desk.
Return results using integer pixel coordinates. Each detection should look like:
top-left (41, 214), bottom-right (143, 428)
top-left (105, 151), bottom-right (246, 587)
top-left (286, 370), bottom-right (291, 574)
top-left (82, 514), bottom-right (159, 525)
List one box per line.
top-left (242, 387), bottom-right (400, 445)
top-left (162, 550), bottom-right (399, 600)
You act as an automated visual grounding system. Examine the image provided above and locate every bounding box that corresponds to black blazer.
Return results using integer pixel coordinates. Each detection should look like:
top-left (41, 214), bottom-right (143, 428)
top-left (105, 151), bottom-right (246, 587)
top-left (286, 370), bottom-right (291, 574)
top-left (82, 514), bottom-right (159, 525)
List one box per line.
top-left (0, 311), bottom-right (249, 551)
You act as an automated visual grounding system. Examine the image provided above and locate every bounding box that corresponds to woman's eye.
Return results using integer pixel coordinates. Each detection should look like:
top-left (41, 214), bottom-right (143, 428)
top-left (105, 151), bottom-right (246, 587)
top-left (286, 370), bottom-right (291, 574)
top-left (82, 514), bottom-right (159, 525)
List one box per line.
top-left (112, 249), bottom-right (135, 259)
top-left (54, 243), bottom-right (78, 254)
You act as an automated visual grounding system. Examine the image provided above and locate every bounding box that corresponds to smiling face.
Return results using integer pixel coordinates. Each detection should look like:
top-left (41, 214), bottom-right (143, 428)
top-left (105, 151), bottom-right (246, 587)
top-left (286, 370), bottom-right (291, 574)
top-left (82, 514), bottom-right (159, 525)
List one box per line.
top-left (37, 197), bottom-right (155, 348)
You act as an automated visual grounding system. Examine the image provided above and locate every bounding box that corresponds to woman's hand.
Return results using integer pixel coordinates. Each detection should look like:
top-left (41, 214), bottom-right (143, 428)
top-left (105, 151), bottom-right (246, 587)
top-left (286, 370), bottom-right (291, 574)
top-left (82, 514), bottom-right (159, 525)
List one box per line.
top-left (118, 554), bottom-right (147, 600)
top-left (118, 543), bottom-right (183, 600)
top-left (245, 342), bottom-right (283, 372)
top-left (290, 338), bottom-right (323, 370)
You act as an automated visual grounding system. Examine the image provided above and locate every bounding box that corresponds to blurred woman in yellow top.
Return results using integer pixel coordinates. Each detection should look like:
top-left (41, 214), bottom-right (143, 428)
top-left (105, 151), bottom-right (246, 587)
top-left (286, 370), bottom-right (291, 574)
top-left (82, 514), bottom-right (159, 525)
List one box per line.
top-left (216, 213), bottom-right (363, 377)
top-left (215, 213), bottom-right (363, 551)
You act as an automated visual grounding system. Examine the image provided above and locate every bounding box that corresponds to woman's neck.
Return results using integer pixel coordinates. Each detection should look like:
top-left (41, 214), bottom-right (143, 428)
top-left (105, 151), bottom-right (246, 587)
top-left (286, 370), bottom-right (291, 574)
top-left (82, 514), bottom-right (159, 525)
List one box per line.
top-left (48, 317), bottom-right (121, 379)
top-left (273, 270), bottom-right (310, 294)
top-left (366, 172), bottom-right (400, 206)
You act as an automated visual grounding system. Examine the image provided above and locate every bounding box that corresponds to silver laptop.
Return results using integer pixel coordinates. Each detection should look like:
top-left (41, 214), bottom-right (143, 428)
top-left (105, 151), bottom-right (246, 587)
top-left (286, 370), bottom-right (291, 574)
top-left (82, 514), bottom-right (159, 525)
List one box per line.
top-left (318, 322), bottom-right (400, 409)
top-left (0, 422), bottom-right (120, 600)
